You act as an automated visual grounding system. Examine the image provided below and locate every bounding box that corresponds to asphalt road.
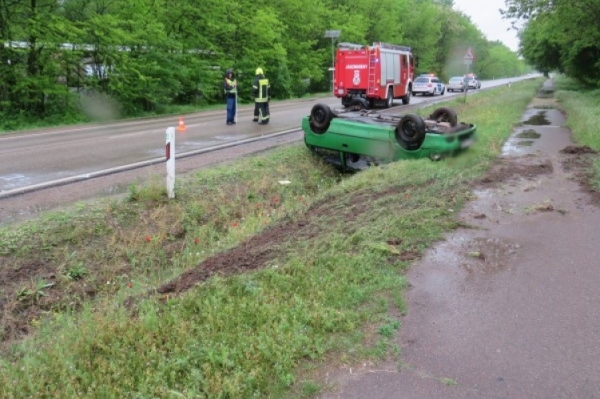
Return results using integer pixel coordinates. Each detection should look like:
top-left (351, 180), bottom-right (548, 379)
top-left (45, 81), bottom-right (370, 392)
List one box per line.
top-left (0, 76), bottom-right (529, 197)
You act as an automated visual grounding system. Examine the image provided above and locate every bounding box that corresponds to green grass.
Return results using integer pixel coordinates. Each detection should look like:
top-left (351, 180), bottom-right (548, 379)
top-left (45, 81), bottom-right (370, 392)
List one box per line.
top-left (0, 79), bottom-right (546, 398)
top-left (554, 76), bottom-right (600, 190)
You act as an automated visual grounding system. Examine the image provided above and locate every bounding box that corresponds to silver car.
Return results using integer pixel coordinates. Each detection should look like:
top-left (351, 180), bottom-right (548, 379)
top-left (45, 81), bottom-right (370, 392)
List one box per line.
top-left (447, 76), bottom-right (467, 92)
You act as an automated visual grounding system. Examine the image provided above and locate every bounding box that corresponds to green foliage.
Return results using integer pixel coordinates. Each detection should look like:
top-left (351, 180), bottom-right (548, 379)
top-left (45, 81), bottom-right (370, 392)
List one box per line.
top-left (504, 0), bottom-right (600, 85)
top-left (0, 0), bottom-right (527, 131)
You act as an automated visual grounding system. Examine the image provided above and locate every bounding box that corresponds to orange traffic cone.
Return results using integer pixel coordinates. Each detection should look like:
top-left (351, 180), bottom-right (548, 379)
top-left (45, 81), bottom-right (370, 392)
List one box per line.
top-left (177, 117), bottom-right (187, 132)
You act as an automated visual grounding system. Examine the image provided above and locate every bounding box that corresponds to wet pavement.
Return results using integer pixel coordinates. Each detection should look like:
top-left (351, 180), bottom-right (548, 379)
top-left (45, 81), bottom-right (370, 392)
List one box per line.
top-left (319, 80), bottom-right (600, 398)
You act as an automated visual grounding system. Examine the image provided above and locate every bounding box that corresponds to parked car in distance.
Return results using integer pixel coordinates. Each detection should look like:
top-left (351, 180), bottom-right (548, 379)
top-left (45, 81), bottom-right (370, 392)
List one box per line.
top-left (464, 74), bottom-right (481, 89)
top-left (447, 76), bottom-right (467, 92)
top-left (412, 74), bottom-right (446, 96)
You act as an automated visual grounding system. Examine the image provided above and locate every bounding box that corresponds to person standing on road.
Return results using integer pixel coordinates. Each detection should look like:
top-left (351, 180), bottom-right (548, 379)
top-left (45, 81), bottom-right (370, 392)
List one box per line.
top-left (252, 68), bottom-right (270, 124)
top-left (224, 69), bottom-right (237, 125)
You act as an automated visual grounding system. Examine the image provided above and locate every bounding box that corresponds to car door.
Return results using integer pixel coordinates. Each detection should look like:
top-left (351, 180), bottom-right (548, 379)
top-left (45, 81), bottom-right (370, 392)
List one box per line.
top-left (433, 78), bottom-right (441, 95)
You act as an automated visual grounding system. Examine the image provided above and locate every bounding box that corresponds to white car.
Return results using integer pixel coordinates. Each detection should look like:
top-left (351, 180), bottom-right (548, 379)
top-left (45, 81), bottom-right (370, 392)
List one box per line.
top-left (412, 75), bottom-right (446, 96)
top-left (465, 75), bottom-right (481, 89)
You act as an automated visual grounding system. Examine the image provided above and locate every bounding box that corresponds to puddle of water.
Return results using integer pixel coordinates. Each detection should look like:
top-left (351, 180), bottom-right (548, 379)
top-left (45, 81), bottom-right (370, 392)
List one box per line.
top-left (462, 237), bottom-right (521, 275)
top-left (502, 140), bottom-right (532, 156)
top-left (516, 140), bottom-right (534, 147)
top-left (536, 88), bottom-right (555, 99)
top-left (0, 174), bottom-right (31, 190)
top-left (515, 130), bottom-right (541, 139)
top-left (523, 111), bottom-right (550, 126)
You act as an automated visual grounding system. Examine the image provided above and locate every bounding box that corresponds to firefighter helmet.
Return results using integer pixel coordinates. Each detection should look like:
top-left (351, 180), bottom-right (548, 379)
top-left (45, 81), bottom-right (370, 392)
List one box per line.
top-left (255, 68), bottom-right (264, 75)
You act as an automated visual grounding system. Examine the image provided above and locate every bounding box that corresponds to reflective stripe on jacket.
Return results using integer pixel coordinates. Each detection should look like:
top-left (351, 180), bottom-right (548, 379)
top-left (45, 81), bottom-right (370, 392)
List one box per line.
top-left (254, 78), bottom-right (269, 103)
top-left (224, 78), bottom-right (237, 96)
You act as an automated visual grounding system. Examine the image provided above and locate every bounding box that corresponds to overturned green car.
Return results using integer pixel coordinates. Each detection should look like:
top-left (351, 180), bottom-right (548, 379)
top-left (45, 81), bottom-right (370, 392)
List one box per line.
top-left (302, 102), bottom-right (476, 171)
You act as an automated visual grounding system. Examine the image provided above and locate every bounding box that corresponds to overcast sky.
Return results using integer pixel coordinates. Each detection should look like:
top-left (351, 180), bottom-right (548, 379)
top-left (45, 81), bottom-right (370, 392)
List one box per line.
top-left (453, 0), bottom-right (520, 52)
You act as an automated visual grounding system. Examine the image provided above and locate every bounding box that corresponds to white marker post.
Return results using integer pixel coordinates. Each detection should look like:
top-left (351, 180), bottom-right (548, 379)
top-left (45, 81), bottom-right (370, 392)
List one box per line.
top-left (165, 127), bottom-right (175, 199)
top-left (234, 91), bottom-right (238, 123)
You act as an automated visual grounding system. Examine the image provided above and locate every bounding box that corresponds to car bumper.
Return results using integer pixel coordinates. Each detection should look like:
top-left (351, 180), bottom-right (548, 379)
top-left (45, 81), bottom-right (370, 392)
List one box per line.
top-left (413, 88), bottom-right (435, 94)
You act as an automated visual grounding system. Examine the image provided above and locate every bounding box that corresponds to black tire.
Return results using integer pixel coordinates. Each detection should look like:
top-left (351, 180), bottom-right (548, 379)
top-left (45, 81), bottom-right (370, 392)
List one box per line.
top-left (402, 86), bottom-right (411, 104)
top-left (441, 88), bottom-right (445, 95)
top-left (395, 114), bottom-right (426, 151)
top-left (385, 88), bottom-right (393, 108)
top-left (429, 107), bottom-right (458, 127)
top-left (309, 103), bottom-right (332, 134)
top-left (349, 97), bottom-right (369, 110)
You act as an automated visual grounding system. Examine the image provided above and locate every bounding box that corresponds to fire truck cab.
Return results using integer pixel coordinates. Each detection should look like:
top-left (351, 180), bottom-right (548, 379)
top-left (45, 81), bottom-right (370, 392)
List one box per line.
top-left (333, 42), bottom-right (416, 109)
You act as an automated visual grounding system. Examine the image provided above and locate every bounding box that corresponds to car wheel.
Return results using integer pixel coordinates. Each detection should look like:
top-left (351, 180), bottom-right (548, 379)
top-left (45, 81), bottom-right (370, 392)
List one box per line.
top-left (385, 88), bottom-right (393, 108)
top-left (429, 107), bottom-right (458, 127)
top-left (395, 114), bottom-right (426, 151)
top-left (309, 103), bottom-right (333, 134)
top-left (441, 88), bottom-right (446, 95)
top-left (402, 88), bottom-right (411, 105)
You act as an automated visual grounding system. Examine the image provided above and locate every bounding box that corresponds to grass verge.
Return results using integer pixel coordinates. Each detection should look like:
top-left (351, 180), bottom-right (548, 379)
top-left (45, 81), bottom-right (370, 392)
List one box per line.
top-left (0, 79), bottom-right (543, 398)
top-left (554, 76), bottom-right (600, 190)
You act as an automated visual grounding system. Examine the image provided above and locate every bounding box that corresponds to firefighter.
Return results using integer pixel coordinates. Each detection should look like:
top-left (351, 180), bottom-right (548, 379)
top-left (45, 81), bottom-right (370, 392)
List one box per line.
top-left (252, 67), bottom-right (270, 124)
top-left (223, 69), bottom-right (237, 125)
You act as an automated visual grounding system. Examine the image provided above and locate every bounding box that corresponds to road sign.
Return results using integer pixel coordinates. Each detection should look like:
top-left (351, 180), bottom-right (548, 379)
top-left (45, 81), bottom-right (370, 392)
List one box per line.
top-left (464, 47), bottom-right (474, 61)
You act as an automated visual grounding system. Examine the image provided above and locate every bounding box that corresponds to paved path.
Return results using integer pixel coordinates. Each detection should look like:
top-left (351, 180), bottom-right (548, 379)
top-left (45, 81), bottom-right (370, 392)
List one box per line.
top-left (319, 80), bottom-right (600, 399)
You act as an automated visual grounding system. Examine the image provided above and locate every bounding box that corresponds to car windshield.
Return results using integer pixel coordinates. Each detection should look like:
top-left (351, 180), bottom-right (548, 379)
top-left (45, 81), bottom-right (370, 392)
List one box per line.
top-left (450, 78), bottom-right (463, 82)
top-left (415, 77), bottom-right (429, 83)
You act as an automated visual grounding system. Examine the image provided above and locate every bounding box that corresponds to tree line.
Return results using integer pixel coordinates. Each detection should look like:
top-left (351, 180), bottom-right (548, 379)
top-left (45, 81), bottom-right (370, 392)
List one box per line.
top-left (0, 0), bottom-right (528, 124)
top-left (503, 0), bottom-right (600, 85)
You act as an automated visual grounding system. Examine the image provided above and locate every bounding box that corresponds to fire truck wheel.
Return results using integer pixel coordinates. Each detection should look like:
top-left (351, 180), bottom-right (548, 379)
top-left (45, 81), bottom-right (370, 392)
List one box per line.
top-left (349, 98), bottom-right (369, 110)
top-left (395, 114), bottom-right (426, 151)
top-left (429, 107), bottom-right (458, 127)
top-left (402, 90), bottom-right (411, 105)
top-left (309, 103), bottom-right (333, 134)
top-left (385, 89), bottom-right (394, 108)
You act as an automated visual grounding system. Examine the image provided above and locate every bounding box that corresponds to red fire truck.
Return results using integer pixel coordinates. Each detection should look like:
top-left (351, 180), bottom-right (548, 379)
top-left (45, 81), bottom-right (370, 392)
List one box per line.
top-left (333, 42), bottom-right (416, 108)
